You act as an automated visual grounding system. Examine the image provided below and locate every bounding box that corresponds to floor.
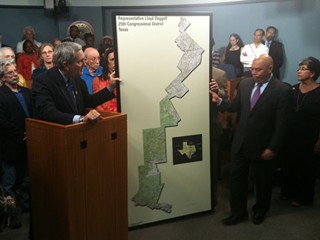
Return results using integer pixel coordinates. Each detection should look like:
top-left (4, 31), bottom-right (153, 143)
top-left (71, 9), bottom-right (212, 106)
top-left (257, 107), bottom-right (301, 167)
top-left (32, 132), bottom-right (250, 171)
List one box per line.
top-left (2, 158), bottom-right (320, 240)
top-left (127, 162), bottom-right (320, 240)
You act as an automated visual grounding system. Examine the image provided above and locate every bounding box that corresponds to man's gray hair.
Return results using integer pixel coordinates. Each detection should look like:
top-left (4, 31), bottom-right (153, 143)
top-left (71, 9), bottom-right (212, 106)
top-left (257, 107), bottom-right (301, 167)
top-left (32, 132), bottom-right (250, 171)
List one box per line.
top-left (23, 25), bottom-right (36, 35)
top-left (53, 42), bottom-right (82, 68)
top-left (0, 58), bottom-right (16, 76)
top-left (0, 47), bottom-right (15, 59)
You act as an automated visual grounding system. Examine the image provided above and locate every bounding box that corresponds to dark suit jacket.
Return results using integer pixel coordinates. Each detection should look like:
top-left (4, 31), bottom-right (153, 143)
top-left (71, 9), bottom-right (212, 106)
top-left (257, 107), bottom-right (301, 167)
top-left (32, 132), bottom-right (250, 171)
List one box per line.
top-left (32, 67), bottom-right (114, 125)
top-left (268, 40), bottom-right (284, 79)
top-left (210, 67), bottom-right (228, 139)
top-left (0, 85), bottom-right (32, 164)
top-left (219, 76), bottom-right (292, 160)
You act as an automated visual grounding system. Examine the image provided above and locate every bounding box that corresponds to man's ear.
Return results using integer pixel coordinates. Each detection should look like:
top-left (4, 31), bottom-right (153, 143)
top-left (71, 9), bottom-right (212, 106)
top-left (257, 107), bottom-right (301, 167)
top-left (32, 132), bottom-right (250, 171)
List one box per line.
top-left (62, 61), bottom-right (69, 70)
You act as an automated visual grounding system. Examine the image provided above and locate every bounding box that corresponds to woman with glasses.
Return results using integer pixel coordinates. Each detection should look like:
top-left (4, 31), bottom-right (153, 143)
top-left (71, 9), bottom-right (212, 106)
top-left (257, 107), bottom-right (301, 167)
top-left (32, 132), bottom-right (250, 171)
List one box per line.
top-left (281, 57), bottom-right (320, 207)
top-left (32, 43), bottom-right (54, 80)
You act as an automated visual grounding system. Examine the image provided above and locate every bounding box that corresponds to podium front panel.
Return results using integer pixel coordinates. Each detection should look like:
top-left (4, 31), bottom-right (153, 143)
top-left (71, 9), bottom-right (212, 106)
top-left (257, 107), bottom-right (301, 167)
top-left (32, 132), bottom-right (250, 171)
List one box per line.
top-left (26, 112), bottom-right (127, 240)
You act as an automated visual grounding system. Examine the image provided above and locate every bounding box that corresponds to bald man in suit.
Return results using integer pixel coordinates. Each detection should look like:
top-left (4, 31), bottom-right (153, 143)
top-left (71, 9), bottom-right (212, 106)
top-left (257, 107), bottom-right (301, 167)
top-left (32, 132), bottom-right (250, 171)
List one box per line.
top-left (210, 55), bottom-right (292, 225)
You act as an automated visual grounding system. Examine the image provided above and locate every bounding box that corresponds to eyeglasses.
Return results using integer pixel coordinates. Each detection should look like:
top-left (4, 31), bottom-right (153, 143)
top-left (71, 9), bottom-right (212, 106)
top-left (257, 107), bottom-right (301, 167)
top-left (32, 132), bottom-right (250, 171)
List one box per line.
top-left (297, 66), bottom-right (309, 71)
top-left (42, 50), bottom-right (53, 55)
top-left (4, 69), bottom-right (18, 76)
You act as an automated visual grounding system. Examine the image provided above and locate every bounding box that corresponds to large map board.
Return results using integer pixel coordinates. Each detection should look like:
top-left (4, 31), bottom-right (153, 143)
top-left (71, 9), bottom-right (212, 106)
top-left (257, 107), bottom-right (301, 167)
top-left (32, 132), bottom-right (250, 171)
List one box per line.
top-left (114, 13), bottom-right (212, 227)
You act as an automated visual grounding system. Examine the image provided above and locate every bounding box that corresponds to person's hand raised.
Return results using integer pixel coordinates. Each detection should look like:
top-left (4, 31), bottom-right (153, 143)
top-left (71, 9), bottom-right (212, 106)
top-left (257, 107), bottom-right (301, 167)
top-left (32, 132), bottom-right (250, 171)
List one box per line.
top-left (109, 71), bottom-right (121, 88)
top-left (209, 79), bottom-right (221, 104)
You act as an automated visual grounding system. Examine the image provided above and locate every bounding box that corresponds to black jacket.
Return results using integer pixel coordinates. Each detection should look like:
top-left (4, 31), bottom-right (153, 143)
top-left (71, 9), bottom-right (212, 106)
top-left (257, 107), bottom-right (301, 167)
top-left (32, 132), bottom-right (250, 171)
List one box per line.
top-left (32, 67), bottom-right (114, 125)
top-left (0, 85), bottom-right (32, 164)
top-left (219, 77), bottom-right (292, 159)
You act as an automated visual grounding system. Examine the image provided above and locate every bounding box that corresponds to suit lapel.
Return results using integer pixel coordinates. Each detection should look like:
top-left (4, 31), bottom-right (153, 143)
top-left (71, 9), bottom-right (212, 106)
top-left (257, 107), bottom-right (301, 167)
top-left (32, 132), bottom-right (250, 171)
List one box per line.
top-left (50, 68), bottom-right (78, 113)
top-left (244, 79), bottom-right (256, 112)
top-left (2, 85), bottom-right (29, 117)
top-left (72, 78), bottom-right (81, 113)
top-left (21, 88), bottom-right (32, 117)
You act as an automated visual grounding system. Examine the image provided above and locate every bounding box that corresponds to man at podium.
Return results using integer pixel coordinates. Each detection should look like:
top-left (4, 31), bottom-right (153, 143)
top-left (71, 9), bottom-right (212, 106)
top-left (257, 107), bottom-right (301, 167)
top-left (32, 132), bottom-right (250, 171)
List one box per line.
top-left (32, 42), bottom-right (120, 125)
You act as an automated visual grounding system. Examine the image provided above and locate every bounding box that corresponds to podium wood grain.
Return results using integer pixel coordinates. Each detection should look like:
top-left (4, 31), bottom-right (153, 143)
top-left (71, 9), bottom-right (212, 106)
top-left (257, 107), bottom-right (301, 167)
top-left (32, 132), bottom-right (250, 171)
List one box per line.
top-left (26, 111), bottom-right (128, 240)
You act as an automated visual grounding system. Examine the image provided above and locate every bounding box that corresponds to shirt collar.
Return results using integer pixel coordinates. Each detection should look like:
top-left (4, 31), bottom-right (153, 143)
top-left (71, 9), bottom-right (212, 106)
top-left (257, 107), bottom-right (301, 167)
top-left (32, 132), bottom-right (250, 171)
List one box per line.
top-left (58, 69), bottom-right (69, 84)
top-left (256, 73), bottom-right (273, 87)
top-left (83, 66), bottom-right (103, 76)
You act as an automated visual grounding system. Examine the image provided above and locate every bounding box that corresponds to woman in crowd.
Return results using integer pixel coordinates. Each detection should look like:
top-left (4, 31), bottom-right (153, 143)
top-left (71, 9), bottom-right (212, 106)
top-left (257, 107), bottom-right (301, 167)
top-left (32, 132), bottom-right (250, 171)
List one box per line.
top-left (92, 48), bottom-right (118, 112)
top-left (17, 39), bottom-right (40, 85)
top-left (52, 38), bottom-right (62, 47)
top-left (281, 57), bottom-right (320, 207)
top-left (221, 33), bottom-right (244, 77)
top-left (32, 43), bottom-right (54, 79)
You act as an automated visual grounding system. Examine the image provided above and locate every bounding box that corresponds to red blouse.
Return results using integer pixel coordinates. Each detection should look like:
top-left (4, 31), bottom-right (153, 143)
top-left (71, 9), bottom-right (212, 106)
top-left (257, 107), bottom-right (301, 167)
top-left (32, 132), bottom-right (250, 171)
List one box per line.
top-left (92, 75), bottom-right (118, 112)
top-left (17, 52), bottom-right (40, 81)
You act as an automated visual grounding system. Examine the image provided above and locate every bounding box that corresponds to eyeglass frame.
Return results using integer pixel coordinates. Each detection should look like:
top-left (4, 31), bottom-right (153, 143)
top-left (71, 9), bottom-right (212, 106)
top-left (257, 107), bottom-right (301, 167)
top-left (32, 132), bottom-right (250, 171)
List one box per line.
top-left (3, 69), bottom-right (18, 76)
top-left (297, 66), bottom-right (310, 71)
top-left (41, 50), bottom-right (54, 56)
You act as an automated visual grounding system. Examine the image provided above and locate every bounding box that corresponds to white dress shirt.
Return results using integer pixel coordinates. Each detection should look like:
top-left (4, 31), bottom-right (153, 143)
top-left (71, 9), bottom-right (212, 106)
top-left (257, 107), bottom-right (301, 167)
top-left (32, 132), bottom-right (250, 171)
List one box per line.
top-left (240, 43), bottom-right (269, 68)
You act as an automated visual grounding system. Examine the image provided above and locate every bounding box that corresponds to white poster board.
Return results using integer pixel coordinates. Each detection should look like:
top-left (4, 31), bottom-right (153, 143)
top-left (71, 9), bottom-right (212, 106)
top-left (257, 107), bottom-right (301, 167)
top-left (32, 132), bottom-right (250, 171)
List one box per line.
top-left (114, 13), bottom-right (212, 227)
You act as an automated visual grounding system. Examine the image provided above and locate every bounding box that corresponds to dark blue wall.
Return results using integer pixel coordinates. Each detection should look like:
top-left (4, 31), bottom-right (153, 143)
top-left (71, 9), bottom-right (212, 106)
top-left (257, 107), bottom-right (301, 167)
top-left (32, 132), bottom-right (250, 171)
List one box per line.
top-left (0, 7), bottom-right (58, 47)
top-left (0, 6), bottom-right (102, 49)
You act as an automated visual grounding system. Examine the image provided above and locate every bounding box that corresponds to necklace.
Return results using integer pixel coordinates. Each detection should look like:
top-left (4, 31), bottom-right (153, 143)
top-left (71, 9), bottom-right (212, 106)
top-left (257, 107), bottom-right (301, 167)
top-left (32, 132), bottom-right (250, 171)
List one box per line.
top-left (295, 91), bottom-right (308, 112)
top-left (300, 83), bottom-right (320, 93)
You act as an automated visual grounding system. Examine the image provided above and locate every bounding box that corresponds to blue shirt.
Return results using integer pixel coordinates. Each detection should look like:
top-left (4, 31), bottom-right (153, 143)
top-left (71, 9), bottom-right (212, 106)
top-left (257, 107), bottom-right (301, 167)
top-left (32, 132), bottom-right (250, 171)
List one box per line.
top-left (13, 88), bottom-right (30, 118)
top-left (81, 66), bottom-right (103, 94)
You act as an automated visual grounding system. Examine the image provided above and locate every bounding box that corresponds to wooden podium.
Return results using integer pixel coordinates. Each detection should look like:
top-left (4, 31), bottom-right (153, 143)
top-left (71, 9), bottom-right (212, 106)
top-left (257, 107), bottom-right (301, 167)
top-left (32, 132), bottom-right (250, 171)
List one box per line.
top-left (26, 111), bottom-right (127, 240)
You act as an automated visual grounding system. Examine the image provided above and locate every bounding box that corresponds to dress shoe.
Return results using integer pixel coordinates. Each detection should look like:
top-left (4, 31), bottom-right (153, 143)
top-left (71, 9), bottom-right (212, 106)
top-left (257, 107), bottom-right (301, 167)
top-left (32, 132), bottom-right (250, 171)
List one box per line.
top-left (291, 200), bottom-right (302, 207)
top-left (291, 200), bottom-right (313, 207)
top-left (252, 211), bottom-right (266, 225)
top-left (222, 213), bottom-right (248, 225)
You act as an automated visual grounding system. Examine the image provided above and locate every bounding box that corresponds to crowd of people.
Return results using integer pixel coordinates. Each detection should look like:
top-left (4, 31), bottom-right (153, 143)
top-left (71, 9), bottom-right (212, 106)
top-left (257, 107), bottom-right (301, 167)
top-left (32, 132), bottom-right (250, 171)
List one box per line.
top-left (0, 24), bottom-right (120, 231)
top-left (0, 22), bottom-right (319, 235)
top-left (218, 26), bottom-right (284, 80)
top-left (210, 25), bottom-right (320, 226)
